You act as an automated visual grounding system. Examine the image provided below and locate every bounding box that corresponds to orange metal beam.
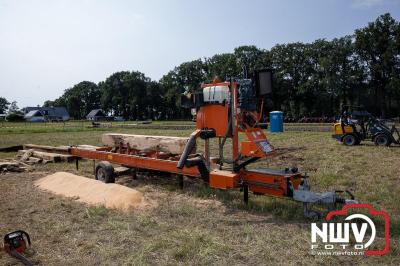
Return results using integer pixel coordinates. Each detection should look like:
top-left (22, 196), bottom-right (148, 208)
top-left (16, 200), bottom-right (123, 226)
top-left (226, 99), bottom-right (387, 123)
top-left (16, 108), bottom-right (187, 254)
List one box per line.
top-left (70, 148), bottom-right (201, 177)
top-left (71, 147), bottom-right (304, 199)
top-left (232, 82), bottom-right (239, 161)
top-left (242, 170), bottom-right (302, 197)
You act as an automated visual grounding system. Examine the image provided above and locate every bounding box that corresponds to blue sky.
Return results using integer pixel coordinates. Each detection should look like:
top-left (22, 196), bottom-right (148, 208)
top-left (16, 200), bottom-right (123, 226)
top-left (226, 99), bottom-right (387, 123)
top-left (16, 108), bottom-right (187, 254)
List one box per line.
top-left (0, 0), bottom-right (399, 107)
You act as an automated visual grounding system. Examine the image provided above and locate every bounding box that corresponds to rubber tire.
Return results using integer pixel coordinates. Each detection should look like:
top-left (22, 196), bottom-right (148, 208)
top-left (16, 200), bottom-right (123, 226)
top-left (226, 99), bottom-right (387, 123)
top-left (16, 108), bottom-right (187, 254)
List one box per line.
top-left (342, 134), bottom-right (357, 146)
top-left (374, 134), bottom-right (391, 147)
top-left (95, 161), bottom-right (115, 183)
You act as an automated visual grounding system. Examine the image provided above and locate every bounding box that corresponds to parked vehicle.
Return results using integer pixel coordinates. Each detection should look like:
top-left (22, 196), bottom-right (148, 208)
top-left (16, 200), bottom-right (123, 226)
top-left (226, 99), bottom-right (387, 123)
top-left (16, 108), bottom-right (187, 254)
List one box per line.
top-left (332, 108), bottom-right (400, 146)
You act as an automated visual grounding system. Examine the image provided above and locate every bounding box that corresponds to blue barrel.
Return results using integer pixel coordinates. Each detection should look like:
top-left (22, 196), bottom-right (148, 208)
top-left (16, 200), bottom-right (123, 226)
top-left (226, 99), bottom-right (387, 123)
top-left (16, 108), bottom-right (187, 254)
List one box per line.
top-left (269, 111), bottom-right (284, 132)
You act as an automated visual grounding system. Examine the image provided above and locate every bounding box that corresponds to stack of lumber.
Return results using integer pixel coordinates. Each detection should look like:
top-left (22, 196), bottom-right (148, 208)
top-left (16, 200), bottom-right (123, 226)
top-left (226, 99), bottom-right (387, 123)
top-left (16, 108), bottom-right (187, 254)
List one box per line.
top-left (16, 144), bottom-right (76, 164)
top-left (101, 133), bottom-right (195, 155)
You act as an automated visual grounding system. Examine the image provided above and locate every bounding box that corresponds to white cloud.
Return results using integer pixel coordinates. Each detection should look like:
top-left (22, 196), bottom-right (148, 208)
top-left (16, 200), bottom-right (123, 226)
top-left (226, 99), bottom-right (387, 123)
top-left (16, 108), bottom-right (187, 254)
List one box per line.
top-left (352, 0), bottom-right (385, 8)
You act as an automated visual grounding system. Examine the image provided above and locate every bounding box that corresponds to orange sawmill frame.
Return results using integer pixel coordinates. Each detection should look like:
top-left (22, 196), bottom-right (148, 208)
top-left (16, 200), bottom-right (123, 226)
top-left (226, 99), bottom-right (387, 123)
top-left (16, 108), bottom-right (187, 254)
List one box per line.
top-left (69, 80), bottom-right (303, 201)
top-left (70, 146), bottom-right (302, 198)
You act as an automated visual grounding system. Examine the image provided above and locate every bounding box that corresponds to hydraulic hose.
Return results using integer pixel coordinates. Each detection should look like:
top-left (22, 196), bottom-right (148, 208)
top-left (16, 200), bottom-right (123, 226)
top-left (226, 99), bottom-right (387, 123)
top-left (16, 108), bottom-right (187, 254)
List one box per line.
top-left (177, 134), bottom-right (197, 169)
top-left (220, 111), bottom-right (233, 164)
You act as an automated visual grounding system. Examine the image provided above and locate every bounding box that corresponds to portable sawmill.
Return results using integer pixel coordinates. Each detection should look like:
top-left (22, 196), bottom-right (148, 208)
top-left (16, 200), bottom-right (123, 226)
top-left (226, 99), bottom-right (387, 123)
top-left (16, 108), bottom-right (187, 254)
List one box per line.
top-left (69, 70), bottom-right (357, 217)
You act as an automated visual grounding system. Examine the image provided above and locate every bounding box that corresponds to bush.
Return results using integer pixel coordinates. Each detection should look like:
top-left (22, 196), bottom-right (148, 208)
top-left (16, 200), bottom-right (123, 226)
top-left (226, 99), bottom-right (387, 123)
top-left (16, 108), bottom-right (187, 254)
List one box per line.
top-left (6, 112), bottom-right (25, 122)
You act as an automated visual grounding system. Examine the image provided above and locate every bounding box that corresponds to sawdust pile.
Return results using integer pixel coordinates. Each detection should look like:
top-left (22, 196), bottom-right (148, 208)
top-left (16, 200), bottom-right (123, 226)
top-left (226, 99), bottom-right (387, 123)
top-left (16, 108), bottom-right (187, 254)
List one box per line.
top-left (35, 172), bottom-right (147, 211)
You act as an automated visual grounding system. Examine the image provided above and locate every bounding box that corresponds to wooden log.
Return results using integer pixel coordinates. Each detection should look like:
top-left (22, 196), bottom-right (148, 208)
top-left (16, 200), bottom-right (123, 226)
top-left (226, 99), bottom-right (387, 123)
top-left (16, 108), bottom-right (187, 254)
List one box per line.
top-left (20, 149), bottom-right (34, 161)
top-left (26, 157), bottom-right (42, 164)
top-left (0, 161), bottom-right (27, 172)
top-left (18, 150), bottom-right (60, 162)
top-left (0, 145), bottom-right (23, 152)
top-left (76, 145), bottom-right (101, 150)
top-left (101, 133), bottom-right (195, 155)
top-left (0, 161), bottom-right (19, 168)
top-left (13, 159), bottom-right (30, 168)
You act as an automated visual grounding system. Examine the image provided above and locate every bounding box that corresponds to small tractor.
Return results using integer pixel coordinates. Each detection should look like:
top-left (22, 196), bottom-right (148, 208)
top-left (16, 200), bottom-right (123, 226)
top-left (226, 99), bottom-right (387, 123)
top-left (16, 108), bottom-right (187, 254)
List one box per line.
top-left (332, 108), bottom-right (400, 146)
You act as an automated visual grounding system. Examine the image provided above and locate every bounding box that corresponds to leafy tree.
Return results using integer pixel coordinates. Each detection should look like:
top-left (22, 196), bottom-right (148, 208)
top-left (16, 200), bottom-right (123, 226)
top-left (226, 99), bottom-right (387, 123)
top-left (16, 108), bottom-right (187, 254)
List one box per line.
top-left (234, 45), bottom-right (268, 76)
top-left (160, 59), bottom-right (207, 119)
top-left (309, 37), bottom-right (366, 116)
top-left (43, 100), bottom-right (55, 107)
top-left (144, 81), bottom-right (164, 120)
top-left (0, 97), bottom-right (10, 114)
top-left (355, 13), bottom-right (400, 117)
top-left (205, 53), bottom-right (238, 81)
top-left (6, 113), bottom-right (24, 122)
top-left (270, 42), bottom-right (314, 117)
top-left (8, 101), bottom-right (20, 114)
top-left (100, 71), bottom-right (152, 120)
top-left (6, 101), bottom-right (24, 121)
top-left (159, 70), bottom-right (180, 119)
top-left (55, 81), bottom-right (101, 119)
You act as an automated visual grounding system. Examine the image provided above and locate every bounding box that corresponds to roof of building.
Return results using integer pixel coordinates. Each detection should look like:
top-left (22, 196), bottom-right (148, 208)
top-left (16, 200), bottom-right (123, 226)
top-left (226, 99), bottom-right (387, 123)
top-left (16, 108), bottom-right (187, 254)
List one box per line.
top-left (86, 109), bottom-right (106, 118)
top-left (23, 107), bottom-right (70, 118)
top-left (24, 110), bottom-right (43, 119)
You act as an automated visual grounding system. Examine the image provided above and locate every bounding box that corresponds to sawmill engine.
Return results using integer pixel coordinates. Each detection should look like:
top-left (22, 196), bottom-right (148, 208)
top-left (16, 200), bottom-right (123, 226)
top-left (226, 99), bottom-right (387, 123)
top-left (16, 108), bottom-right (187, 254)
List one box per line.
top-left (181, 69), bottom-right (273, 114)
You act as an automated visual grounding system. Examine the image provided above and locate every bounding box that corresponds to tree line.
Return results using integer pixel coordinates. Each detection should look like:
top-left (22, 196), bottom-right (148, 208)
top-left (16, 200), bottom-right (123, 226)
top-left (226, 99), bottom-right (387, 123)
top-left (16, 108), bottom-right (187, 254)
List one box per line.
top-left (2, 13), bottom-right (398, 120)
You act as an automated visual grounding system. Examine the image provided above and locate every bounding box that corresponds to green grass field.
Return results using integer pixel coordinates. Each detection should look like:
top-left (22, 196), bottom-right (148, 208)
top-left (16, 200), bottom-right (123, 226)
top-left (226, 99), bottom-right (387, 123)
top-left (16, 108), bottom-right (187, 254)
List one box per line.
top-left (0, 122), bottom-right (399, 265)
top-left (0, 120), bottom-right (195, 133)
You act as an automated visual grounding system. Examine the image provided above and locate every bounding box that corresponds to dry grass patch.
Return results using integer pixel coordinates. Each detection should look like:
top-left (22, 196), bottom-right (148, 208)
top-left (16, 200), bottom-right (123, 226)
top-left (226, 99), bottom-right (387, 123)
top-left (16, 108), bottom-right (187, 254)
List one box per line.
top-left (0, 128), bottom-right (399, 265)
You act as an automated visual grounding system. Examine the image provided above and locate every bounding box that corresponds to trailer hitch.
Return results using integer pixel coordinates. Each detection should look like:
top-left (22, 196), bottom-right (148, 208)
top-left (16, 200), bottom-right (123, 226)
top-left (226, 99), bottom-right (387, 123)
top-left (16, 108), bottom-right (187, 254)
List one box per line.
top-left (292, 176), bottom-right (358, 218)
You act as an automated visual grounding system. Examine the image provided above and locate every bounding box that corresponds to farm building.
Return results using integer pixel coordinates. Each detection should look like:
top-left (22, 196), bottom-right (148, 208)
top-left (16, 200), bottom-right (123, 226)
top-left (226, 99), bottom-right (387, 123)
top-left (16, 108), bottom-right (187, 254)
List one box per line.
top-left (86, 109), bottom-right (113, 121)
top-left (24, 110), bottom-right (46, 122)
top-left (23, 107), bottom-right (70, 122)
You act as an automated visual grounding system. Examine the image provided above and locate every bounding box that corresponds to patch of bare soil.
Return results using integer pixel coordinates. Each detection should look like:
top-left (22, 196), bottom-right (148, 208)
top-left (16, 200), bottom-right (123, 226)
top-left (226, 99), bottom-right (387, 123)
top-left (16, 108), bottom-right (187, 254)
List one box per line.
top-left (275, 146), bottom-right (306, 155)
top-left (278, 154), bottom-right (305, 165)
top-left (174, 193), bottom-right (226, 211)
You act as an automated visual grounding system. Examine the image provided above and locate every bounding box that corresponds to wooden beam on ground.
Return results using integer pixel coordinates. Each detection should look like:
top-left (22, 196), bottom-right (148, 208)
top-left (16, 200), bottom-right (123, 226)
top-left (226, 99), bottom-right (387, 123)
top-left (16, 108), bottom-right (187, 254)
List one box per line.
top-left (0, 160), bottom-right (28, 172)
top-left (0, 161), bottom-right (19, 168)
top-left (23, 144), bottom-right (70, 154)
top-left (18, 150), bottom-right (75, 162)
top-left (0, 145), bottom-right (23, 152)
top-left (26, 157), bottom-right (42, 164)
top-left (114, 166), bottom-right (131, 175)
